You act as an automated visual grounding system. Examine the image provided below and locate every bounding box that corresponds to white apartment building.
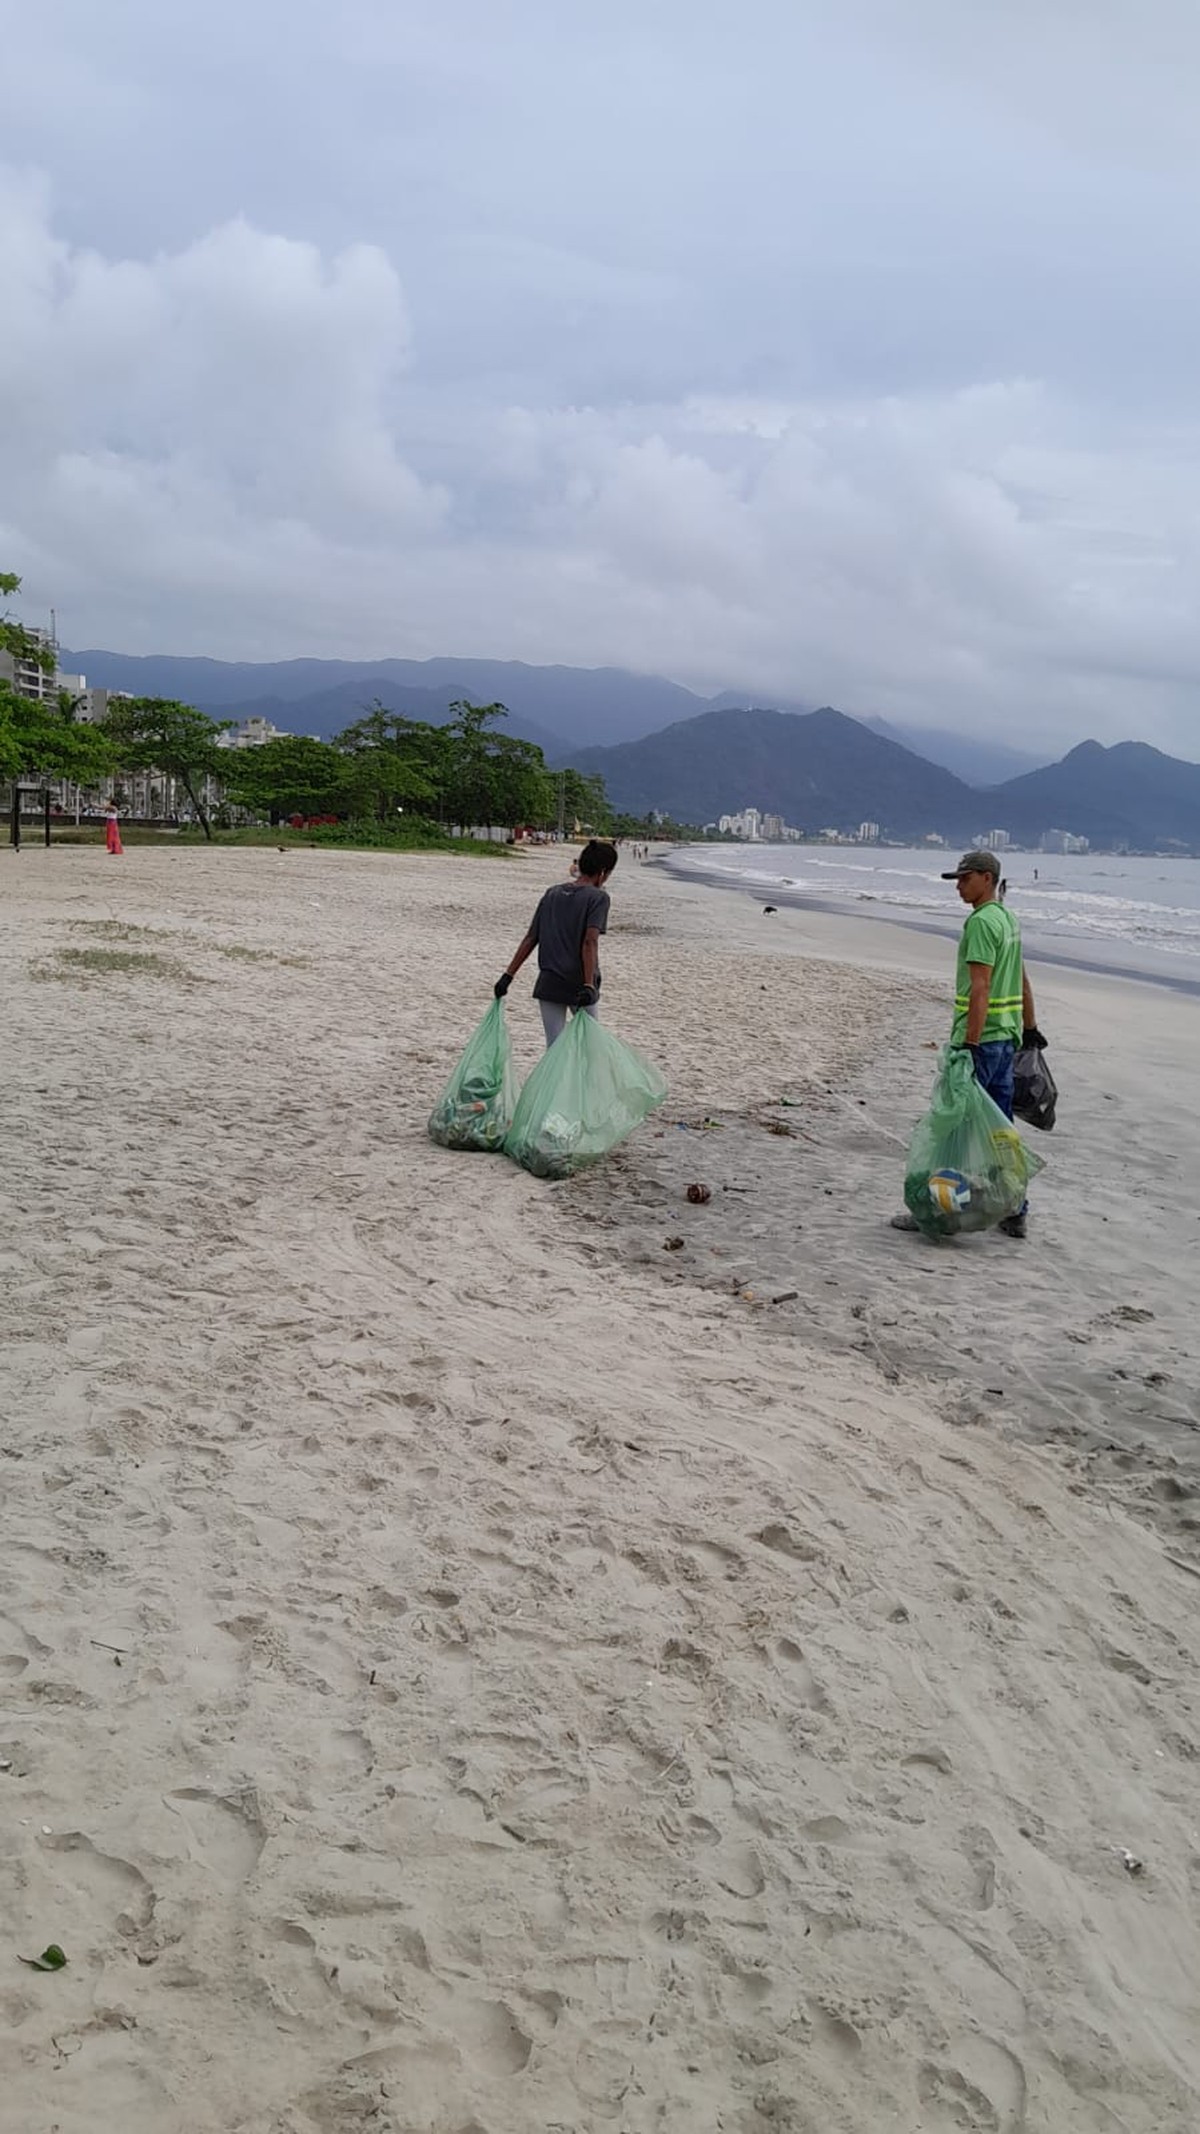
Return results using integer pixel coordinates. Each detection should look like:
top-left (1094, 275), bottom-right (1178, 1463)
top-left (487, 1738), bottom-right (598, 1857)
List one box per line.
top-left (0, 625), bottom-right (59, 704)
top-left (0, 643), bottom-right (172, 817)
top-left (216, 714), bottom-right (290, 750)
top-left (718, 806), bottom-right (762, 840)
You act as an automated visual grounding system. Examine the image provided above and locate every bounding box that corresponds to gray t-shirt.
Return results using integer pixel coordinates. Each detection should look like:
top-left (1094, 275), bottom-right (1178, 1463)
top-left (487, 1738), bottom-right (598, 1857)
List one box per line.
top-left (528, 879), bottom-right (610, 1003)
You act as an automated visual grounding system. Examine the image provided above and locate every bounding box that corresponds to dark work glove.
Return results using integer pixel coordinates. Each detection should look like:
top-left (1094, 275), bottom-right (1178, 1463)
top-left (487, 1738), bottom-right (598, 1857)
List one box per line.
top-left (576, 984), bottom-right (599, 1008)
top-left (494, 972), bottom-right (512, 999)
top-left (1021, 1026), bottom-right (1047, 1050)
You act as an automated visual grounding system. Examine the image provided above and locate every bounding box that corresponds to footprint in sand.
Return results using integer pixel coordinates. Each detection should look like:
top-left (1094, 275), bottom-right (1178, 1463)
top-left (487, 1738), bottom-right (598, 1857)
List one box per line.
top-left (714, 1840), bottom-right (766, 1899)
top-left (453, 1998), bottom-right (534, 2075)
top-left (685, 1538), bottom-right (745, 1578)
top-left (902, 1746), bottom-right (954, 1777)
top-left (918, 2036), bottom-right (1027, 2132)
top-left (661, 1637), bottom-right (713, 1679)
top-left (753, 1522), bottom-right (822, 1564)
top-left (801, 1814), bottom-right (856, 1846)
top-left (811, 2003), bottom-right (863, 2056)
top-left (776, 1639), bottom-right (829, 1707)
top-left (167, 1787), bottom-right (266, 1882)
top-left (0, 1611), bottom-right (51, 1661)
top-left (302, 2039), bottom-right (460, 2133)
top-left (331, 1727), bottom-right (374, 1776)
top-left (721, 1963), bottom-right (774, 2017)
top-left (963, 1824), bottom-right (998, 1910)
top-left (39, 1831), bottom-right (155, 1936)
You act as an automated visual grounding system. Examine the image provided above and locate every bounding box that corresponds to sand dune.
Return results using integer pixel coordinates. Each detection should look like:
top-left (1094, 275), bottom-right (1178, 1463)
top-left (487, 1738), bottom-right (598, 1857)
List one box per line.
top-left (2, 843), bottom-right (1198, 2133)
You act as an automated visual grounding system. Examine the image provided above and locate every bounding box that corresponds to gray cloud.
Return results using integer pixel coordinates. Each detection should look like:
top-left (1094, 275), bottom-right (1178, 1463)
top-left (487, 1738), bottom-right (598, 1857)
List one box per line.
top-left (2, 2), bottom-right (1200, 752)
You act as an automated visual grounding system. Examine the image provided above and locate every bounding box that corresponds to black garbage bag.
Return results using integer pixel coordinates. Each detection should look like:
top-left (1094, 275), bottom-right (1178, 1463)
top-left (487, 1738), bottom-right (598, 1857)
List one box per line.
top-left (1014, 1037), bottom-right (1057, 1132)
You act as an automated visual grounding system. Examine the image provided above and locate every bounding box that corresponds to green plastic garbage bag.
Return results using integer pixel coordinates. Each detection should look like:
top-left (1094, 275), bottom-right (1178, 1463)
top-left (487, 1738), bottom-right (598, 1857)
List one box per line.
top-left (428, 998), bottom-right (516, 1152)
top-left (505, 1011), bottom-right (667, 1179)
top-left (903, 1046), bottom-right (1045, 1239)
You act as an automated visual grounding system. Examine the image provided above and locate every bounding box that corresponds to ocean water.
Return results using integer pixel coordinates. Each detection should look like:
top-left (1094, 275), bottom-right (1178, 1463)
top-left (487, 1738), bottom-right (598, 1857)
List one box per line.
top-left (670, 845), bottom-right (1200, 990)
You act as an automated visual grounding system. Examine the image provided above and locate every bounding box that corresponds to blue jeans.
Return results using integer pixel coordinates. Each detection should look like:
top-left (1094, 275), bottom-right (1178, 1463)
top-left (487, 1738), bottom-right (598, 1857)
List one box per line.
top-left (970, 1040), bottom-right (1027, 1214)
top-left (970, 1040), bottom-right (1014, 1120)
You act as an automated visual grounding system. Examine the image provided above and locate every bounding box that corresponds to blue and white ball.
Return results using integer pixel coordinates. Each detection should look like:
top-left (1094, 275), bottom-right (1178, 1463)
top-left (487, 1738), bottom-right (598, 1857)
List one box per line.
top-left (928, 1168), bottom-right (972, 1217)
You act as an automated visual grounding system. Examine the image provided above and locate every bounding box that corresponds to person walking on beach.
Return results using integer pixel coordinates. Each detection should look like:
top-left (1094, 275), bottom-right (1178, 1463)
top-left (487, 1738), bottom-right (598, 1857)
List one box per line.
top-left (105, 804), bottom-right (124, 857)
top-left (495, 839), bottom-right (618, 1047)
top-left (893, 850), bottom-right (1044, 1240)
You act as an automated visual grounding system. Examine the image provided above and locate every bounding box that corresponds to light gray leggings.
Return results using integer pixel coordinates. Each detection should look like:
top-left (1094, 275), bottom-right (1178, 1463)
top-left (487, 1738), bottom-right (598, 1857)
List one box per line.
top-left (539, 1000), bottom-right (599, 1049)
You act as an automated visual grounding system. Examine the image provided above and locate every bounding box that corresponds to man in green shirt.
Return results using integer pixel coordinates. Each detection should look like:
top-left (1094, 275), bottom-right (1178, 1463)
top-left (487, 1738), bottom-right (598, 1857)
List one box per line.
top-left (894, 849), bottom-right (1044, 1240)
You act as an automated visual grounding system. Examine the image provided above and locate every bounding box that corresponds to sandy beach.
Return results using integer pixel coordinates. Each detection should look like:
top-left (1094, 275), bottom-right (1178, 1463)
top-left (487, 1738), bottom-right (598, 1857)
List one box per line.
top-left (2, 840), bottom-right (1198, 2134)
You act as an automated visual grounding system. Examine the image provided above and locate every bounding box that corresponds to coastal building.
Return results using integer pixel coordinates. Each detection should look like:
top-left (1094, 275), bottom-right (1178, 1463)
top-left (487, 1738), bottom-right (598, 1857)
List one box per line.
top-left (857, 821), bottom-right (881, 843)
top-left (715, 806), bottom-right (805, 842)
top-left (718, 807), bottom-right (762, 840)
top-left (0, 624), bottom-right (59, 705)
top-left (216, 715), bottom-right (291, 750)
top-left (979, 827), bottom-right (1012, 850)
top-left (0, 639), bottom-right (174, 818)
top-left (78, 685), bottom-right (131, 724)
top-left (1041, 828), bottom-right (1089, 855)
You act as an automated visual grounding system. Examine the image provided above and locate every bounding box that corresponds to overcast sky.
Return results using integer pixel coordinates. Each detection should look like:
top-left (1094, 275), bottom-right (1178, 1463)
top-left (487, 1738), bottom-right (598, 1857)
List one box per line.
top-left (3, 0), bottom-right (1200, 750)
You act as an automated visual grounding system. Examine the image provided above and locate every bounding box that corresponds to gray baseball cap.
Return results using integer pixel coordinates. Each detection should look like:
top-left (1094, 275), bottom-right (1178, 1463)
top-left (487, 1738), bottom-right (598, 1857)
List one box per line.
top-left (941, 849), bottom-right (1001, 880)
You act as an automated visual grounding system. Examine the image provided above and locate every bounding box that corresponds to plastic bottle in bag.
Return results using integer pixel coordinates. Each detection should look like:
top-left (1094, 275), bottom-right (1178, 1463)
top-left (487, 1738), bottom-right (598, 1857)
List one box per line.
top-left (428, 998), bottom-right (517, 1152)
top-left (903, 1047), bottom-right (1045, 1238)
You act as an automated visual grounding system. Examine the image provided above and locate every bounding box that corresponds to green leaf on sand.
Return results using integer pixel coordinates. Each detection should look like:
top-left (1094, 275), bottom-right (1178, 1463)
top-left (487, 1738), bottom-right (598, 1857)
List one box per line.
top-left (18, 1944), bottom-right (67, 1972)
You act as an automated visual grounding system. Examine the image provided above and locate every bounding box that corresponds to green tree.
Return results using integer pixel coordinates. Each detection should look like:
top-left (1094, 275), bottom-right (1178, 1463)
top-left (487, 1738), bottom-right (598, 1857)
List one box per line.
top-left (222, 735), bottom-right (352, 823)
top-left (335, 702), bottom-right (445, 822)
top-left (1, 572), bottom-right (115, 797)
top-left (440, 700), bottom-right (557, 831)
top-left (0, 690), bottom-right (23, 784)
top-left (7, 688), bottom-right (116, 787)
top-left (559, 768), bottom-right (612, 835)
top-left (102, 697), bottom-right (231, 840)
top-left (0, 571), bottom-right (54, 675)
top-left (482, 732), bottom-right (555, 830)
top-left (441, 699), bottom-right (500, 828)
top-left (610, 810), bottom-right (702, 840)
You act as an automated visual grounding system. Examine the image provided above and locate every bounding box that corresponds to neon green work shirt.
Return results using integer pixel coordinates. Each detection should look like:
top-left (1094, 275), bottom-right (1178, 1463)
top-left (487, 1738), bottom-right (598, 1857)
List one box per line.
top-left (952, 900), bottom-right (1024, 1046)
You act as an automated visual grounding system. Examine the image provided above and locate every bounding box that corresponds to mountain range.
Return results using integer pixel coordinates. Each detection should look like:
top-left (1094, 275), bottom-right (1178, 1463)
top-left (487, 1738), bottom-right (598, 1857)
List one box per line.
top-left (573, 707), bottom-right (972, 838)
top-left (62, 650), bottom-right (1200, 848)
top-left (67, 650), bottom-right (715, 752)
top-left (572, 708), bottom-right (1200, 849)
top-left (65, 648), bottom-right (1045, 784)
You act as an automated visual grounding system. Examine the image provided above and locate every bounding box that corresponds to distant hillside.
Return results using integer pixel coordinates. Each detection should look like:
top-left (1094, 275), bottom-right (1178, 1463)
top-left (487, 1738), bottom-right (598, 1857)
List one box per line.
top-left (988, 741), bottom-right (1200, 848)
top-left (568, 706), bottom-right (977, 838)
top-left (858, 716), bottom-right (1049, 786)
top-left (196, 677), bottom-right (570, 760)
top-left (63, 651), bottom-right (721, 749)
top-left (710, 698), bottom-right (1045, 783)
top-left (61, 645), bottom-right (1200, 844)
top-left (573, 708), bottom-right (1200, 847)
